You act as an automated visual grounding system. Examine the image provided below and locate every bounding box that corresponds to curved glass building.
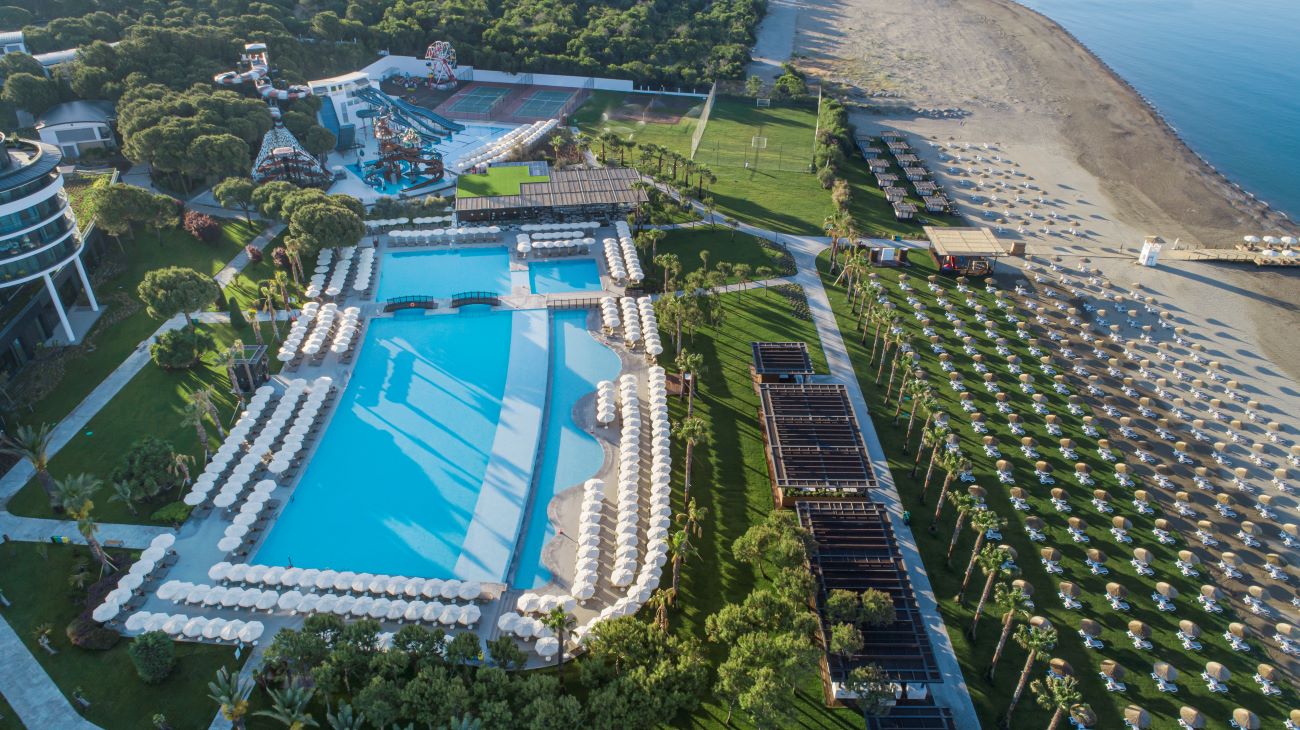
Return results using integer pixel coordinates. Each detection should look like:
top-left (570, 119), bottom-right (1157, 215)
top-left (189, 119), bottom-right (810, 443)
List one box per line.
top-left (0, 134), bottom-right (97, 342)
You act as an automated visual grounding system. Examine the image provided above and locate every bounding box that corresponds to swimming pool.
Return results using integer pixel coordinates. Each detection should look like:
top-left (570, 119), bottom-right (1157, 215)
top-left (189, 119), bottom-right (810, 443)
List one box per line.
top-left (256, 306), bottom-right (620, 584)
top-left (513, 310), bottom-right (621, 587)
top-left (528, 259), bottom-right (604, 294)
top-left (377, 247), bottom-right (511, 300)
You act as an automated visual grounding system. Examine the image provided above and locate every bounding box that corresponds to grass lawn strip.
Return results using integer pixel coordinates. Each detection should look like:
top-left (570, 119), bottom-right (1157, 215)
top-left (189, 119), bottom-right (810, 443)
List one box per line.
top-left (0, 541), bottom-right (240, 730)
top-left (455, 165), bottom-right (550, 198)
top-left (817, 252), bottom-right (1294, 728)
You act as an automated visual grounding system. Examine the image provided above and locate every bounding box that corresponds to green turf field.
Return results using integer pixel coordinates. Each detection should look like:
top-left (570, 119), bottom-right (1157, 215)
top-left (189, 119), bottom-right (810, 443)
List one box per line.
top-left (456, 165), bottom-right (551, 198)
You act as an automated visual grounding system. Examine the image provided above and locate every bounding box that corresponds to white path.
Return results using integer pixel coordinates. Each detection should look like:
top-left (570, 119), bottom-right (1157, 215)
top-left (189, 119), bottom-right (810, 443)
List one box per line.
top-left (0, 615), bottom-right (99, 729)
top-left (214, 223), bottom-right (285, 287)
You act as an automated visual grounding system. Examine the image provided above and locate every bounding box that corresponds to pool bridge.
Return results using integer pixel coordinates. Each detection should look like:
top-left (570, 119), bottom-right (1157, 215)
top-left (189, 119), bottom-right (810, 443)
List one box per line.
top-left (383, 295), bottom-right (438, 312)
top-left (450, 291), bottom-right (501, 307)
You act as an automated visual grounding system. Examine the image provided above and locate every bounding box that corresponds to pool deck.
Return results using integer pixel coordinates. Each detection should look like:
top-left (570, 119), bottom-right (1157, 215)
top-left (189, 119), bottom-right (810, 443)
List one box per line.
top-left (455, 308), bottom-right (551, 582)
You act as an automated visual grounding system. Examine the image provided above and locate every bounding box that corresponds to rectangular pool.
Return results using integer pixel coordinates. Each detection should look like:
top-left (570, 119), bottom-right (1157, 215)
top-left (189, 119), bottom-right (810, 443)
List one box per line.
top-left (377, 247), bottom-right (510, 300)
top-left (528, 259), bottom-right (604, 294)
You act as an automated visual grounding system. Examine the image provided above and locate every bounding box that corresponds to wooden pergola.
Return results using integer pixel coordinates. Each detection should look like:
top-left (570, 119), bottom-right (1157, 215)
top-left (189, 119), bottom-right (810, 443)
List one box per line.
top-left (758, 384), bottom-right (875, 506)
top-left (751, 341), bottom-right (815, 384)
top-left (924, 226), bottom-right (1007, 275)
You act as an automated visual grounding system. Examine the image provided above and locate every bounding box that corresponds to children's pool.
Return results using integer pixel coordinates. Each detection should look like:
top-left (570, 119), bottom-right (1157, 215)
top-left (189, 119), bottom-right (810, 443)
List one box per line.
top-left (528, 259), bottom-right (604, 294)
top-left (376, 247), bottom-right (511, 300)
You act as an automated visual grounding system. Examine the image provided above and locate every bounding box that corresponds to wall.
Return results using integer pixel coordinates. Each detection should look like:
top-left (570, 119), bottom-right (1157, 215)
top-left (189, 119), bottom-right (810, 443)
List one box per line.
top-left (350, 56), bottom-right (705, 97)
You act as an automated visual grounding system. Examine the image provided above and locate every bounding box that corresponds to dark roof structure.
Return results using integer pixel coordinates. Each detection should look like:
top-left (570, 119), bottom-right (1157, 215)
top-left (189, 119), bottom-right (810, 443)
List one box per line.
top-left (758, 384), bottom-right (875, 495)
top-left (751, 341), bottom-right (814, 377)
top-left (455, 166), bottom-right (647, 219)
top-left (867, 703), bottom-right (957, 730)
top-left (798, 500), bottom-right (941, 684)
top-left (35, 100), bottom-right (115, 128)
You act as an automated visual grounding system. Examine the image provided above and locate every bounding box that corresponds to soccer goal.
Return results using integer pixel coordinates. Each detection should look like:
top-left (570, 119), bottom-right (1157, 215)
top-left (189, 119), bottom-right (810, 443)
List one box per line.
top-left (755, 97), bottom-right (771, 107)
top-left (751, 136), bottom-right (768, 149)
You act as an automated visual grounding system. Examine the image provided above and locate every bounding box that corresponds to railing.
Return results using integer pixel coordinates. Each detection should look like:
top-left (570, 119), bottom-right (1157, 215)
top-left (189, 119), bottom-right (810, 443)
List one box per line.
top-left (546, 297), bottom-right (602, 310)
top-left (383, 295), bottom-right (437, 312)
top-left (449, 291), bottom-right (500, 307)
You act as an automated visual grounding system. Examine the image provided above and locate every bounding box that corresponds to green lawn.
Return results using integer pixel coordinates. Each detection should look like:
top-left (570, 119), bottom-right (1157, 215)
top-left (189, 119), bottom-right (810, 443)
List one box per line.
top-left (0, 690), bottom-right (21, 730)
top-left (571, 90), bottom-right (704, 158)
top-left (641, 227), bottom-right (794, 291)
top-left (816, 253), bottom-right (1295, 728)
top-left (0, 541), bottom-right (241, 730)
top-left (223, 229), bottom-right (303, 315)
top-left (14, 220), bottom-right (262, 431)
top-left (63, 170), bottom-right (116, 223)
top-left (7, 322), bottom-right (281, 524)
top-left (455, 166), bottom-right (550, 198)
top-left (643, 288), bottom-right (866, 728)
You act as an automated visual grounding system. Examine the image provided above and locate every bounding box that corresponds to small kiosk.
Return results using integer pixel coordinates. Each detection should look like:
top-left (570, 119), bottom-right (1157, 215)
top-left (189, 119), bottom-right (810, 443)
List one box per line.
top-left (924, 226), bottom-right (1008, 276)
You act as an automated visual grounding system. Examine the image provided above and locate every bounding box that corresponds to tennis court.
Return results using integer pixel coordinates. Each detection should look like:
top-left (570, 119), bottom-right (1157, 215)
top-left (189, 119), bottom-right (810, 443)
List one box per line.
top-left (446, 85), bottom-right (512, 115)
top-left (514, 89), bottom-right (576, 119)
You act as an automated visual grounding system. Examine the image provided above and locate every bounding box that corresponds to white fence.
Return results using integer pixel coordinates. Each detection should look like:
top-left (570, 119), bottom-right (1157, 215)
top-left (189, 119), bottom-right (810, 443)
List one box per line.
top-left (347, 56), bottom-right (706, 98)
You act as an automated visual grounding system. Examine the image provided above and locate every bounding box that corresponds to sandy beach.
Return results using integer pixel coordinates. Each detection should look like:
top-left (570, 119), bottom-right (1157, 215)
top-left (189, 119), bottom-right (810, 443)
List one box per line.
top-left (764, 0), bottom-right (1300, 387)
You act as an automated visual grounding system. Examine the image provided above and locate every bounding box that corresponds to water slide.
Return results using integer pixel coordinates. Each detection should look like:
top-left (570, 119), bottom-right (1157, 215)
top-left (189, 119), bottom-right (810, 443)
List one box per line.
top-left (354, 85), bottom-right (466, 139)
top-left (214, 43), bottom-right (312, 102)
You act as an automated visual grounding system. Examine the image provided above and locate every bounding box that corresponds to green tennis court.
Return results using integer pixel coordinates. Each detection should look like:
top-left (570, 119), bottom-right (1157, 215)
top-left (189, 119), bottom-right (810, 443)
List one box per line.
top-left (446, 86), bottom-right (512, 115)
top-left (514, 89), bottom-right (575, 118)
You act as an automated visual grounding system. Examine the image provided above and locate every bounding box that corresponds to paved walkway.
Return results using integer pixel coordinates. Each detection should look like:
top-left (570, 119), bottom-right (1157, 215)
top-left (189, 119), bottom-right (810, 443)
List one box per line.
top-left (0, 615), bottom-right (99, 730)
top-left (214, 223), bottom-right (285, 288)
top-left (748, 0), bottom-right (801, 83)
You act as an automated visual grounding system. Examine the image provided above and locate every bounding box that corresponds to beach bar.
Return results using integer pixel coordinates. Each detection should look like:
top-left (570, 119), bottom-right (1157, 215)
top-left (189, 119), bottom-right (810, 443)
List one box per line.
top-left (923, 226), bottom-right (1008, 275)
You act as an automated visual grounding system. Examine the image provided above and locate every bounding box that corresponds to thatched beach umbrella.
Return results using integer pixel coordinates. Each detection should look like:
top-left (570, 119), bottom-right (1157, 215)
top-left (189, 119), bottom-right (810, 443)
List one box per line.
top-left (1256, 664), bottom-right (1278, 683)
top-left (1178, 620), bottom-right (1201, 639)
top-left (1025, 515), bottom-right (1045, 533)
top-left (1227, 622), bottom-right (1248, 640)
top-left (1178, 707), bottom-right (1205, 729)
top-left (1100, 659), bottom-right (1126, 680)
top-left (1123, 705), bottom-right (1150, 729)
top-left (1231, 709), bottom-right (1259, 730)
top-left (1156, 582), bottom-right (1178, 600)
top-left (1132, 546), bottom-right (1153, 566)
top-left (1059, 581), bottom-right (1079, 599)
top-left (1112, 515), bottom-right (1131, 531)
top-left (1221, 552), bottom-right (1241, 571)
top-left (1197, 519), bottom-right (1215, 536)
top-left (1127, 619), bottom-right (1149, 640)
top-left (1069, 516), bottom-right (1088, 532)
top-left (1106, 582), bottom-right (1127, 600)
top-left (1204, 661), bottom-right (1230, 682)
top-left (1241, 521), bottom-right (1260, 538)
top-left (1041, 547), bottom-right (1062, 563)
top-left (1153, 661), bottom-right (1178, 682)
top-left (1051, 487), bottom-right (1068, 504)
top-left (1201, 585), bottom-right (1223, 601)
top-left (1048, 657), bottom-right (1074, 677)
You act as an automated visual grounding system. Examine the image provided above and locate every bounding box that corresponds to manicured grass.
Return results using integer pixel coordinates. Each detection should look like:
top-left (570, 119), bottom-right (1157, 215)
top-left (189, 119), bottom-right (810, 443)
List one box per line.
top-left (645, 288), bottom-right (865, 728)
top-left (0, 541), bottom-right (240, 730)
top-left (642, 227), bottom-right (793, 290)
top-left (572, 90), bottom-right (704, 156)
top-left (8, 322), bottom-right (281, 524)
top-left (816, 253), bottom-right (1295, 728)
top-left (62, 170), bottom-right (115, 223)
top-left (0, 690), bottom-right (21, 730)
top-left (17, 220), bottom-right (262, 431)
top-left (223, 229), bottom-right (303, 315)
top-left (455, 165), bottom-right (550, 198)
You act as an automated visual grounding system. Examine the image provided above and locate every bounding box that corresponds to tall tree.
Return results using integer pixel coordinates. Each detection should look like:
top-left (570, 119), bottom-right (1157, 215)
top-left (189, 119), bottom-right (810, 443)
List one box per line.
top-left (987, 582), bottom-right (1033, 679)
top-left (255, 685), bottom-right (317, 729)
top-left (1030, 675), bottom-right (1086, 730)
top-left (137, 267), bottom-right (220, 328)
top-left (213, 177), bottom-right (257, 222)
top-left (0, 423), bottom-right (60, 511)
top-left (539, 607), bottom-right (575, 683)
top-left (928, 454), bottom-right (969, 527)
top-left (956, 510), bottom-right (1006, 599)
top-left (1005, 621), bottom-right (1056, 726)
top-left (672, 416), bottom-right (709, 504)
top-left (969, 545), bottom-right (1017, 637)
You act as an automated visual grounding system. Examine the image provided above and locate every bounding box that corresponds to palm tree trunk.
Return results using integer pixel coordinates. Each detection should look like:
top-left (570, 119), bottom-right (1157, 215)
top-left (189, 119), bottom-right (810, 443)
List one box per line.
top-left (956, 534), bottom-right (987, 603)
top-left (969, 572), bottom-right (997, 637)
top-left (868, 323), bottom-right (883, 361)
top-left (875, 342), bottom-right (891, 383)
top-left (901, 404), bottom-right (921, 450)
top-left (919, 446), bottom-right (940, 500)
top-left (194, 418), bottom-right (210, 460)
top-left (1005, 651), bottom-right (1036, 725)
top-left (945, 513), bottom-right (967, 565)
top-left (683, 442), bottom-right (694, 504)
top-left (883, 357), bottom-right (901, 403)
top-left (38, 470), bottom-right (60, 510)
top-left (85, 533), bottom-right (115, 573)
top-left (988, 612), bottom-right (1015, 679)
top-left (1047, 708), bottom-right (1063, 730)
top-left (930, 474), bottom-right (955, 528)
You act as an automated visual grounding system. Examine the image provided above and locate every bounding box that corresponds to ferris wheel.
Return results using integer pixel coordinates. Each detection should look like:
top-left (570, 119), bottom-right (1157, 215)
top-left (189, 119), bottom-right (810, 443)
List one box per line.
top-left (424, 41), bottom-right (459, 90)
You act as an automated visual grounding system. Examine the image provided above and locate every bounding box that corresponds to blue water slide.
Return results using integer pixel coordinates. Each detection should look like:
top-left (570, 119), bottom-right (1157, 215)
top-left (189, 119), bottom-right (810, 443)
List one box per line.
top-left (354, 86), bottom-right (466, 140)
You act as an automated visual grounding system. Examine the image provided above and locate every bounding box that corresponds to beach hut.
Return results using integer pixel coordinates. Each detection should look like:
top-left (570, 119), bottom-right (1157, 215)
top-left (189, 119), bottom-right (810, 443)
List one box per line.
top-left (925, 226), bottom-right (1009, 275)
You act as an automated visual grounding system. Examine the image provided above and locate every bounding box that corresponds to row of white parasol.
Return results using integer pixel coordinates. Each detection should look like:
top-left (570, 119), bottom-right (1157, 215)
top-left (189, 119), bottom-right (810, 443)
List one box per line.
top-left (123, 612), bottom-right (265, 643)
top-left (494, 613), bottom-right (562, 659)
top-left (181, 378), bottom-right (331, 512)
top-left (277, 303), bottom-right (363, 362)
top-left (305, 245), bottom-right (362, 300)
top-left (351, 247), bottom-right (377, 293)
top-left (89, 533), bottom-right (176, 623)
top-left (636, 297), bottom-right (662, 356)
top-left (595, 379), bottom-right (617, 425)
top-left (603, 238), bottom-right (630, 283)
top-left (389, 226), bottom-right (500, 245)
top-left (206, 563), bottom-right (488, 602)
top-left (608, 373), bottom-right (643, 589)
top-left (521, 222), bottom-right (601, 233)
top-left (451, 119), bottom-right (559, 174)
top-left (599, 296), bottom-right (621, 334)
top-left (515, 592), bottom-right (579, 615)
top-left (365, 216), bottom-right (454, 229)
top-left (618, 234), bottom-right (644, 283)
top-left (619, 297), bottom-right (642, 346)
top-left (570, 478), bottom-right (606, 600)
top-left (515, 233), bottom-right (595, 257)
top-left (153, 580), bottom-right (483, 627)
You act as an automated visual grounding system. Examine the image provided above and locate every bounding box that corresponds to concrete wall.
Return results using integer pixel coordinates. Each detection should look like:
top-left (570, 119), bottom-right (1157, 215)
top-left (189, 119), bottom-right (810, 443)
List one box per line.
top-left (349, 55), bottom-right (705, 97)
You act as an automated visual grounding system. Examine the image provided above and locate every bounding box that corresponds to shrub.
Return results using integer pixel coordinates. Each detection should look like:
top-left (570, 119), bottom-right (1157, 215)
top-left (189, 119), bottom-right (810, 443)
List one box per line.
top-left (817, 165), bottom-right (836, 190)
top-left (271, 247), bottom-right (290, 270)
top-left (66, 615), bottom-right (121, 650)
top-left (228, 295), bottom-right (247, 330)
top-left (244, 244), bottom-right (263, 264)
top-left (860, 588), bottom-right (895, 626)
top-left (149, 327), bottom-right (213, 370)
top-left (111, 437), bottom-right (179, 501)
top-left (128, 631), bottom-right (176, 683)
top-left (825, 589), bottom-right (860, 624)
top-left (149, 502), bottom-right (192, 524)
top-left (829, 622), bottom-right (864, 656)
top-left (182, 210), bottom-right (221, 242)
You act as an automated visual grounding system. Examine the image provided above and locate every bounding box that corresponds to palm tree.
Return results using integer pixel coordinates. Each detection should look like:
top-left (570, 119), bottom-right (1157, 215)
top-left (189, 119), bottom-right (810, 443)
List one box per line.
top-left (673, 416), bottom-right (709, 504)
top-left (874, 324), bottom-right (898, 384)
top-left (676, 497), bottom-right (708, 539)
top-left (654, 252), bottom-right (681, 294)
top-left (969, 546), bottom-right (1017, 637)
top-left (1005, 621), bottom-right (1056, 726)
top-left (668, 528), bottom-right (696, 599)
top-left (181, 397), bottom-right (213, 461)
top-left (109, 480), bottom-right (141, 516)
top-left (987, 582), bottom-right (1033, 679)
top-left (648, 588), bottom-right (676, 633)
top-left (55, 473), bottom-right (99, 514)
top-left (272, 270), bottom-right (292, 312)
top-left (208, 666), bottom-right (254, 730)
top-left (895, 376), bottom-right (928, 427)
top-left (902, 390), bottom-right (938, 450)
top-left (696, 167), bottom-right (716, 200)
top-left (72, 499), bottom-right (115, 573)
top-left (823, 210), bottom-right (851, 270)
top-left (833, 245), bottom-right (869, 294)
top-left (883, 343), bottom-right (914, 405)
top-left (755, 265), bottom-right (775, 297)
top-left (0, 422), bottom-right (60, 510)
top-left (675, 350), bottom-right (705, 414)
top-left (169, 452), bottom-right (195, 495)
top-left (260, 285), bottom-right (281, 341)
top-left (1030, 675), bottom-right (1085, 730)
top-left (732, 263), bottom-right (753, 302)
top-left (325, 702), bottom-right (365, 730)
top-left (189, 387), bottom-right (226, 439)
top-left (255, 685), bottom-right (317, 729)
top-left (943, 493), bottom-right (977, 566)
top-left (956, 510), bottom-right (1006, 599)
top-left (540, 607), bottom-right (576, 680)
top-left (913, 422), bottom-right (948, 480)
top-left (247, 309), bottom-right (264, 346)
top-left (928, 454), bottom-right (969, 527)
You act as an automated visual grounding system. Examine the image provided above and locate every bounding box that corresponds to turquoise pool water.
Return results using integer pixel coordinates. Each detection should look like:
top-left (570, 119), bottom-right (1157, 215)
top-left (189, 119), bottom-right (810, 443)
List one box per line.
top-left (377, 247), bottom-right (510, 300)
top-left (513, 310), bottom-right (621, 587)
top-left (257, 310), bottom-right (514, 576)
top-left (528, 259), bottom-right (604, 294)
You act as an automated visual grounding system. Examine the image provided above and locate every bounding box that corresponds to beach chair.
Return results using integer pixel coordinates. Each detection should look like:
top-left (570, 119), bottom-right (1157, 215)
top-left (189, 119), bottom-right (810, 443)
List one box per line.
top-left (1149, 674), bottom-right (1177, 693)
top-left (1199, 673), bottom-right (1227, 693)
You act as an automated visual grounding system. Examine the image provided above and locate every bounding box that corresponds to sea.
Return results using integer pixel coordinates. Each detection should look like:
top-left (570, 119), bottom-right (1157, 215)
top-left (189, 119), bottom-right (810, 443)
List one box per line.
top-left (1014, 0), bottom-right (1300, 220)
